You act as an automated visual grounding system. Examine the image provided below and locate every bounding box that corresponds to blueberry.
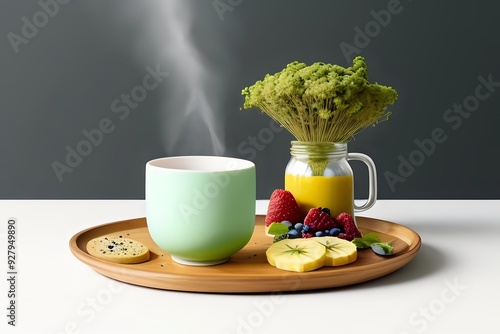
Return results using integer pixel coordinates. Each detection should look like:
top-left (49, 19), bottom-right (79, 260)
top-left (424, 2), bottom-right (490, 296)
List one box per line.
top-left (330, 228), bottom-right (341, 236)
top-left (301, 225), bottom-right (310, 232)
top-left (325, 230), bottom-right (330, 235)
top-left (288, 229), bottom-right (300, 239)
top-left (282, 220), bottom-right (293, 228)
top-left (315, 231), bottom-right (324, 237)
top-left (294, 223), bottom-right (304, 231)
top-left (321, 208), bottom-right (331, 216)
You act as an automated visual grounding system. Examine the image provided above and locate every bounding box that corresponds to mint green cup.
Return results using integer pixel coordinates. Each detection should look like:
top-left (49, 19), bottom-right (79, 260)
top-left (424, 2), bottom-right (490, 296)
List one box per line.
top-left (146, 156), bottom-right (256, 266)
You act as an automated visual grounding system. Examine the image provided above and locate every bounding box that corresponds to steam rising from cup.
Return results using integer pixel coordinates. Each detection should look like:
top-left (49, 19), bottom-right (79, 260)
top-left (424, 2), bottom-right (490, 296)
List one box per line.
top-left (157, 0), bottom-right (226, 156)
top-left (103, 0), bottom-right (227, 156)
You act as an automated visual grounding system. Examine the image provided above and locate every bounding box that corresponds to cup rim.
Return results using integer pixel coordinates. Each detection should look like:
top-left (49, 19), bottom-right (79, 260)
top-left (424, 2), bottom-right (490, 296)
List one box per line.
top-left (146, 155), bottom-right (255, 172)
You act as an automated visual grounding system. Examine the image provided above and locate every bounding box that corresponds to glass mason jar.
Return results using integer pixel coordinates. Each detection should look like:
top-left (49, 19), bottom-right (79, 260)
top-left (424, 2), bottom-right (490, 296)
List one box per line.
top-left (284, 141), bottom-right (377, 220)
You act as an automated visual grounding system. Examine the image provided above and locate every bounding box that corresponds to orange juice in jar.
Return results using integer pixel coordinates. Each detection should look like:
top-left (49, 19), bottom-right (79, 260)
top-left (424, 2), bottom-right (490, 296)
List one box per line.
top-left (284, 142), bottom-right (376, 222)
top-left (285, 174), bottom-right (354, 217)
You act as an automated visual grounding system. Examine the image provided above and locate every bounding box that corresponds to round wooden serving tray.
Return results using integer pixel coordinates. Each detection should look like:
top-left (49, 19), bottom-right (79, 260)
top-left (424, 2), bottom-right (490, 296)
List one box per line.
top-left (69, 216), bottom-right (421, 293)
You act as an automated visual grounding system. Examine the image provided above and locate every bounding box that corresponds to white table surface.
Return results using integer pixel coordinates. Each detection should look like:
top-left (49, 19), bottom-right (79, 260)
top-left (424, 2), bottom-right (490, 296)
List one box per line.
top-left (1, 199), bottom-right (499, 334)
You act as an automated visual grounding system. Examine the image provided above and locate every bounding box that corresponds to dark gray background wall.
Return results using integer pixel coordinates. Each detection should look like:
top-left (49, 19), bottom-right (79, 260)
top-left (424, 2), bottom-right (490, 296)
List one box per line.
top-left (1, 0), bottom-right (499, 199)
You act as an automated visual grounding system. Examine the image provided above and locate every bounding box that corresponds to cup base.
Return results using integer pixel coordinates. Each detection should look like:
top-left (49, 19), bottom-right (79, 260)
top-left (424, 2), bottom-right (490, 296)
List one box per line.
top-left (171, 256), bottom-right (229, 266)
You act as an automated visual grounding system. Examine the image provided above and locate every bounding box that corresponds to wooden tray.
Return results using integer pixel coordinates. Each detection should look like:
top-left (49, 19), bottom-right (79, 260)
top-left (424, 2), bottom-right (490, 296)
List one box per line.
top-left (69, 216), bottom-right (421, 293)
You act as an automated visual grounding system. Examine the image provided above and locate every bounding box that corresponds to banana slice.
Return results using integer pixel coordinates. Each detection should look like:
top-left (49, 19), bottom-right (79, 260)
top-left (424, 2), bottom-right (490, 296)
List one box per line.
top-left (312, 237), bottom-right (357, 266)
top-left (266, 238), bottom-right (326, 272)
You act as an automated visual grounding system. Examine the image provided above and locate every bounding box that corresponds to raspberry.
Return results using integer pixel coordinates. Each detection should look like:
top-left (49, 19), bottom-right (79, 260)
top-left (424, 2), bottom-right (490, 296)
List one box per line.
top-left (335, 213), bottom-right (361, 241)
top-left (338, 233), bottom-right (347, 240)
top-left (301, 232), bottom-right (314, 238)
top-left (304, 207), bottom-right (336, 232)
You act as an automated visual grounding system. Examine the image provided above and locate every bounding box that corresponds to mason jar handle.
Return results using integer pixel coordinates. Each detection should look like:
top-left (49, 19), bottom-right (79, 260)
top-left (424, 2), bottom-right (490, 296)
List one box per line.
top-left (347, 153), bottom-right (377, 212)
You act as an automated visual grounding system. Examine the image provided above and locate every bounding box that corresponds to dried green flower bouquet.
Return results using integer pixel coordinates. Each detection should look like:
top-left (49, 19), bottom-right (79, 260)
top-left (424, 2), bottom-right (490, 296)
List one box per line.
top-left (241, 56), bottom-right (398, 143)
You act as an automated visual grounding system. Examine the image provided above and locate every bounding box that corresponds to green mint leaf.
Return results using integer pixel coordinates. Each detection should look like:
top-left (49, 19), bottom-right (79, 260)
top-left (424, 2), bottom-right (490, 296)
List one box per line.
top-left (351, 238), bottom-right (367, 249)
top-left (351, 232), bottom-right (381, 249)
top-left (361, 232), bottom-right (381, 245)
top-left (267, 222), bottom-right (289, 236)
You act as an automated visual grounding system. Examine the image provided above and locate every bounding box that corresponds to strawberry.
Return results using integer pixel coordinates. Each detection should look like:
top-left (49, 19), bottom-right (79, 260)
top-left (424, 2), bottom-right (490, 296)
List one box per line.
top-left (265, 189), bottom-right (303, 226)
top-left (303, 207), bottom-right (336, 232)
top-left (335, 212), bottom-right (361, 241)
